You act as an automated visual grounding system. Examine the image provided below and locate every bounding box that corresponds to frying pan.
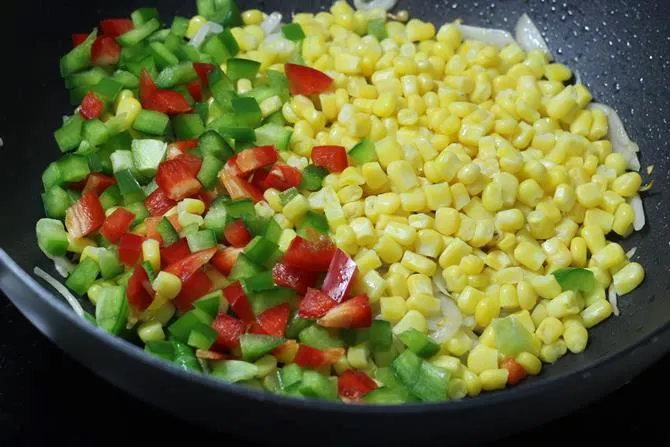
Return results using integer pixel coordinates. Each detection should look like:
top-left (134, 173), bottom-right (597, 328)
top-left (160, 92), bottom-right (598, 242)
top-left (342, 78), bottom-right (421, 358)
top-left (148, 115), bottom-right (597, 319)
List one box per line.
top-left (1, 0), bottom-right (668, 444)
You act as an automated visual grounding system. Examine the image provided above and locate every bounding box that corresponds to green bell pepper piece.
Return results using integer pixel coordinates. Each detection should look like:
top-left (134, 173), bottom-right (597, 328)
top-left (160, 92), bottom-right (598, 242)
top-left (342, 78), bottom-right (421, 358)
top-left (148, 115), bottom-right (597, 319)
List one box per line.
top-left (282, 23), bottom-right (306, 41)
top-left (60, 30), bottom-right (97, 77)
top-left (211, 360), bottom-right (258, 383)
top-left (299, 325), bottom-right (344, 350)
top-left (492, 316), bottom-right (534, 357)
top-left (300, 165), bottom-right (328, 191)
top-left (255, 123), bottom-right (292, 151)
top-left (553, 267), bottom-right (597, 294)
top-left (131, 139), bottom-right (167, 177)
top-left (240, 333), bottom-right (284, 362)
top-left (398, 328), bottom-right (440, 358)
top-left (54, 114), bottom-right (85, 152)
top-left (95, 285), bottom-right (128, 335)
top-left (348, 139), bottom-right (377, 165)
top-left (172, 113), bottom-right (205, 140)
top-left (36, 218), bottom-right (69, 257)
top-left (227, 58), bottom-right (261, 81)
top-left (66, 258), bottom-right (100, 296)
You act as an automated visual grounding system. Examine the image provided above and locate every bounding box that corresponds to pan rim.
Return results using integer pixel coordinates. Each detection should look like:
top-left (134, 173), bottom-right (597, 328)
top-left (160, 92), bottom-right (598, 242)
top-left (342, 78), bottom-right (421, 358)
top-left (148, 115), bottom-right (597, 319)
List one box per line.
top-left (2, 248), bottom-right (668, 415)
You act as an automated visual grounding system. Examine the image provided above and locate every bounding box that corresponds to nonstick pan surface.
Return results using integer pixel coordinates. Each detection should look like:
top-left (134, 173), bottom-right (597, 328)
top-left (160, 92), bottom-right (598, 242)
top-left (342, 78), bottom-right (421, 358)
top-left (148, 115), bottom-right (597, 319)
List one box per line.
top-left (1, 0), bottom-right (669, 444)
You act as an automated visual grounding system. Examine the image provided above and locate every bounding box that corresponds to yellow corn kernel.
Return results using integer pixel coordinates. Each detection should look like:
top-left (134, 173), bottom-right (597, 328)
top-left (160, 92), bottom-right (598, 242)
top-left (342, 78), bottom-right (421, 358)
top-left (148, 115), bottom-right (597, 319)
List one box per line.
top-left (400, 188), bottom-right (427, 212)
top-left (372, 92), bottom-right (397, 118)
top-left (178, 210), bottom-right (204, 228)
top-left (374, 137), bottom-right (404, 168)
top-left (479, 369), bottom-right (508, 391)
top-left (347, 343), bottom-right (369, 369)
top-left (380, 296), bottom-right (408, 324)
top-left (546, 291), bottom-right (582, 318)
top-left (535, 316), bottom-right (564, 344)
top-left (444, 330), bottom-right (472, 357)
top-left (589, 108), bottom-right (609, 140)
top-left (583, 209), bottom-right (614, 234)
top-left (342, 201), bottom-right (364, 220)
top-left (186, 15), bottom-right (207, 39)
top-left (460, 254), bottom-right (484, 276)
top-left (442, 265), bottom-right (468, 293)
top-left (457, 286), bottom-right (485, 315)
top-left (493, 267), bottom-right (524, 285)
top-left (407, 274), bottom-right (433, 297)
top-left (282, 194), bottom-right (309, 223)
top-left (494, 209), bottom-right (525, 233)
top-left (540, 339), bottom-right (568, 364)
top-left (613, 262), bottom-right (645, 295)
top-left (401, 251), bottom-right (436, 276)
top-left (498, 284), bottom-right (519, 310)
top-left (515, 352), bottom-right (542, 376)
top-left (354, 248), bottom-right (382, 275)
top-left (435, 207), bottom-right (461, 236)
top-left (408, 213), bottom-right (435, 230)
top-left (259, 95), bottom-right (283, 117)
top-left (562, 317), bottom-right (588, 354)
top-left (372, 235), bottom-right (402, 264)
top-left (576, 182), bottom-right (604, 209)
top-left (334, 224), bottom-right (359, 255)
top-left (514, 282), bottom-right (536, 313)
top-left (517, 179), bottom-right (544, 208)
top-left (178, 198), bottom-right (206, 215)
top-left (581, 224), bottom-right (606, 254)
top-left (467, 344), bottom-right (499, 374)
top-left (543, 62), bottom-right (572, 81)
top-left (263, 189), bottom-right (283, 212)
top-left (591, 242), bottom-right (626, 270)
top-left (531, 274), bottom-right (562, 299)
top-left (277, 228), bottom-right (297, 252)
top-left (475, 296), bottom-right (500, 327)
top-left (604, 153), bottom-right (627, 176)
top-left (253, 355), bottom-right (278, 378)
top-left (514, 241), bottom-right (546, 271)
top-left (361, 162), bottom-right (389, 190)
top-left (383, 221), bottom-right (416, 247)
top-left (141, 239), bottom-right (160, 272)
top-left (152, 271), bottom-right (182, 300)
top-left (569, 237), bottom-right (587, 267)
top-left (407, 292), bottom-right (441, 318)
top-left (439, 238), bottom-right (472, 268)
top-left (393, 309), bottom-right (428, 335)
top-left (386, 270), bottom-right (410, 297)
top-left (581, 299), bottom-right (613, 328)
top-left (433, 355), bottom-right (463, 377)
top-left (358, 270), bottom-right (386, 303)
top-left (612, 172), bottom-right (642, 198)
top-left (137, 320), bottom-right (165, 343)
top-left (115, 95), bottom-right (142, 130)
top-left (546, 85), bottom-right (578, 120)
top-left (386, 160), bottom-right (418, 193)
top-left (450, 183), bottom-right (471, 210)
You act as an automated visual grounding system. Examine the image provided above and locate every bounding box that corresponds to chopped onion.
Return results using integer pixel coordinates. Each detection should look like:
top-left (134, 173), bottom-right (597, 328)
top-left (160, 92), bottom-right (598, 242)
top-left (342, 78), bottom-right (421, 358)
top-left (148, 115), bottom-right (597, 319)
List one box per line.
top-left (261, 12), bottom-right (283, 35)
top-left (34, 267), bottom-right (85, 319)
top-left (629, 194), bottom-right (645, 231)
top-left (462, 315), bottom-right (476, 330)
top-left (353, 0), bottom-right (397, 11)
top-left (459, 24), bottom-right (515, 49)
top-left (432, 269), bottom-right (449, 296)
top-left (514, 13), bottom-right (552, 59)
top-left (626, 247), bottom-right (637, 259)
top-left (189, 22), bottom-right (223, 49)
top-left (608, 284), bottom-right (620, 317)
top-left (41, 251), bottom-right (76, 278)
top-left (428, 294), bottom-right (462, 343)
top-left (587, 104), bottom-right (641, 171)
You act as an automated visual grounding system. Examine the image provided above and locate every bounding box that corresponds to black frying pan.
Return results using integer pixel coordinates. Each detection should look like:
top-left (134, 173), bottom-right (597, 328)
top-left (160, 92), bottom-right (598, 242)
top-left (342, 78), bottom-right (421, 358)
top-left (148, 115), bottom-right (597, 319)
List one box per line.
top-left (1, 0), bottom-right (669, 444)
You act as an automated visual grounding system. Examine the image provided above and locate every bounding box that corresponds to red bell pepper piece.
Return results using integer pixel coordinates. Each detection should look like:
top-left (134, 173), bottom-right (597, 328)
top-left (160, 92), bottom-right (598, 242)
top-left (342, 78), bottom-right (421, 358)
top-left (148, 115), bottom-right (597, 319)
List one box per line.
top-left (285, 63), bottom-right (333, 96)
top-left (211, 247), bottom-right (243, 275)
top-left (211, 313), bottom-right (245, 350)
top-left (143, 216), bottom-right (163, 245)
top-left (100, 18), bottom-right (134, 37)
top-left (91, 36), bottom-right (121, 66)
top-left (298, 287), bottom-right (337, 319)
top-left (186, 79), bottom-right (203, 102)
top-left (127, 265), bottom-right (153, 312)
top-left (236, 146), bottom-right (279, 174)
top-left (164, 247), bottom-right (217, 282)
top-left (166, 213), bottom-right (183, 232)
top-left (222, 281), bottom-right (255, 323)
top-left (155, 156), bottom-right (202, 201)
top-left (294, 345), bottom-right (344, 369)
top-left (139, 69), bottom-right (158, 103)
top-left (311, 145), bottom-right (348, 173)
top-left (501, 358), bottom-right (527, 386)
top-left (283, 236), bottom-right (336, 272)
top-left (160, 238), bottom-right (191, 267)
top-left (143, 89), bottom-right (191, 115)
top-left (79, 91), bottom-right (104, 120)
top-left (338, 370), bottom-right (378, 401)
top-left (223, 155), bottom-right (244, 177)
top-left (272, 262), bottom-right (317, 294)
top-left (262, 162), bottom-right (302, 191)
top-left (193, 62), bottom-right (215, 86)
top-left (177, 153), bottom-right (203, 177)
top-left (166, 139), bottom-right (199, 159)
top-left (254, 303), bottom-right (291, 337)
top-left (219, 171), bottom-right (263, 202)
top-left (317, 294), bottom-right (372, 329)
top-left (223, 220), bottom-right (252, 248)
top-left (174, 269), bottom-right (213, 312)
top-left (118, 233), bottom-right (144, 266)
top-left (321, 249), bottom-right (358, 303)
top-left (82, 173), bottom-right (115, 196)
top-left (65, 191), bottom-right (105, 239)
top-left (72, 33), bottom-right (89, 47)
top-left (99, 208), bottom-right (135, 243)
top-left (144, 187), bottom-right (177, 217)
top-left (250, 169), bottom-right (269, 191)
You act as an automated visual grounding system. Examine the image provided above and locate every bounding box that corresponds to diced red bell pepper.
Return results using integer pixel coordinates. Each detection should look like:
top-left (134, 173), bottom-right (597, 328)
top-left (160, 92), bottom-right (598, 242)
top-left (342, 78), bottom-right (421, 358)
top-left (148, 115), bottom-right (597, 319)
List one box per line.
top-left (223, 220), bottom-right (252, 248)
top-left (143, 89), bottom-right (191, 115)
top-left (100, 18), bottom-right (134, 37)
top-left (254, 303), bottom-right (291, 337)
top-left (144, 216), bottom-right (163, 244)
top-left (223, 155), bottom-right (244, 178)
top-left (68, 178), bottom-right (88, 190)
top-left (294, 345), bottom-right (344, 369)
top-left (156, 157), bottom-right (202, 201)
top-left (317, 294), bottom-right (372, 329)
top-left (79, 91), bottom-right (104, 120)
top-left (166, 139), bottom-right (199, 159)
top-left (166, 213), bottom-right (183, 232)
top-left (177, 153), bottom-right (203, 177)
top-left (283, 236), bottom-right (336, 272)
top-left (211, 247), bottom-right (243, 275)
top-left (72, 33), bottom-right (89, 47)
top-left (272, 262), bottom-right (317, 294)
top-left (236, 146), bottom-right (279, 174)
top-left (174, 269), bottom-right (213, 312)
top-left (118, 233), bottom-right (144, 266)
top-left (322, 249), bottom-right (358, 303)
top-left (139, 69), bottom-right (158, 103)
top-left (82, 173), bottom-right (115, 196)
top-left (190, 190), bottom-right (213, 213)
top-left (164, 247), bottom-right (217, 282)
top-left (284, 63), bottom-right (333, 96)
top-left (99, 208), bottom-right (135, 243)
top-left (186, 79), bottom-right (203, 102)
top-left (298, 287), bottom-right (337, 319)
top-left (311, 145), bottom-right (348, 173)
top-left (338, 370), bottom-right (378, 401)
top-left (222, 281), bottom-right (255, 323)
top-left (219, 171), bottom-right (263, 203)
top-left (250, 169), bottom-right (269, 191)
top-left (65, 191), bottom-right (105, 239)
top-left (263, 162), bottom-right (302, 191)
top-left (193, 62), bottom-right (215, 86)
top-left (91, 36), bottom-right (121, 66)
top-left (211, 313), bottom-right (245, 350)
top-left (160, 238), bottom-right (191, 267)
top-left (502, 358), bottom-right (527, 386)
top-left (144, 188), bottom-right (177, 217)
top-left (127, 265), bottom-right (153, 312)
top-left (272, 339), bottom-right (299, 363)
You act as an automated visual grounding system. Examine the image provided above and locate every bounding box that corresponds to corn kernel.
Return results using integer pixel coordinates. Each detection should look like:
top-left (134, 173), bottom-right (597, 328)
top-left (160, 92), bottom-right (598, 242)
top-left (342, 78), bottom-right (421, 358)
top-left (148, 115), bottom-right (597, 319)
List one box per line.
top-left (516, 352), bottom-right (542, 375)
top-left (581, 299), bottom-right (613, 328)
top-left (540, 339), bottom-right (567, 363)
top-left (612, 262), bottom-right (644, 295)
top-left (467, 344), bottom-right (499, 374)
top-left (480, 369), bottom-right (508, 391)
top-left (546, 291), bottom-right (582, 318)
top-left (347, 343), bottom-right (369, 369)
top-left (393, 309), bottom-right (428, 335)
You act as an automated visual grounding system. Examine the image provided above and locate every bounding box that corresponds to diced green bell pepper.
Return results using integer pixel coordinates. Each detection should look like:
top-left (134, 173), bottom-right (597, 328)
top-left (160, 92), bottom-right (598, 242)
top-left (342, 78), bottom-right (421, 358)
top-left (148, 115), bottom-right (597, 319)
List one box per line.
top-left (132, 110), bottom-right (170, 136)
top-left (186, 229), bottom-right (218, 252)
top-left (54, 114), bottom-right (85, 152)
top-left (242, 271), bottom-right (275, 293)
top-left (99, 248), bottom-right (124, 279)
top-left (131, 139), bottom-right (167, 177)
top-left (231, 97), bottom-right (263, 128)
top-left (282, 23), bottom-right (306, 41)
top-left (36, 218), bottom-right (69, 257)
top-left (156, 62), bottom-right (198, 88)
top-left (156, 217), bottom-right (180, 246)
top-left (398, 328), bottom-right (440, 358)
top-left (150, 41), bottom-right (180, 70)
top-left (203, 206), bottom-right (228, 240)
top-left (244, 236), bottom-right (278, 266)
top-left (99, 184), bottom-right (122, 210)
top-left (300, 371), bottom-right (337, 400)
top-left (172, 113), bottom-right (205, 140)
top-left (66, 258), bottom-right (100, 296)
top-left (348, 139), bottom-right (377, 165)
top-left (367, 18), bottom-right (388, 41)
top-left (225, 198), bottom-right (255, 218)
top-left (95, 285), bottom-right (128, 335)
top-left (118, 18), bottom-right (160, 47)
top-left (553, 267), bottom-right (597, 294)
top-left (197, 154), bottom-right (224, 190)
top-left (42, 162), bottom-right (64, 191)
top-left (299, 325), bottom-right (344, 350)
top-left (125, 202), bottom-right (150, 227)
top-left (227, 58), bottom-right (261, 82)
top-left (280, 363), bottom-right (303, 389)
top-left (115, 169), bottom-right (145, 204)
top-left (42, 186), bottom-right (72, 219)
top-left (187, 325), bottom-right (219, 350)
top-left (369, 319), bottom-right (393, 353)
top-left (297, 211), bottom-right (329, 238)
top-left (240, 333), bottom-right (284, 362)
top-left (131, 7), bottom-right (160, 26)
top-left (211, 360), bottom-right (258, 383)
top-left (199, 129), bottom-right (234, 161)
top-left (228, 253), bottom-right (263, 281)
top-left (92, 77), bottom-right (123, 104)
top-left (492, 316), bottom-right (534, 357)
top-left (255, 123), bottom-right (292, 151)
top-left (60, 30), bottom-right (97, 77)
top-left (249, 288), bottom-right (296, 315)
top-left (171, 16), bottom-right (189, 37)
top-left (300, 165), bottom-right (328, 191)
top-left (173, 341), bottom-right (201, 371)
top-left (285, 311), bottom-right (313, 339)
top-left (145, 340), bottom-right (175, 361)
top-left (193, 290), bottom-right (223, 318)
top-left (197, 0), bottom-right (242, 27)
top-left (201, 29), bottom-right (239, 64)
top-left (112, 70), bottom-right (140, 89)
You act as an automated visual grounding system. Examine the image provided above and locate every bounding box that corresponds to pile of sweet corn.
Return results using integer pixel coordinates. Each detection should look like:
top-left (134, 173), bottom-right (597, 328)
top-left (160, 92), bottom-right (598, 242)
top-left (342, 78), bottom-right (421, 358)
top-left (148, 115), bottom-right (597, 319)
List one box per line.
top-left (190, 1), bottom-right (645, 396)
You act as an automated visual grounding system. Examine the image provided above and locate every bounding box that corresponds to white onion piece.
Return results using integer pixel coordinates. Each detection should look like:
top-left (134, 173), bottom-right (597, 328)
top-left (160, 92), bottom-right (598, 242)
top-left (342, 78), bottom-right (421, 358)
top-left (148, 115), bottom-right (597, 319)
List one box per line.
top-left (189, 22), bottom-right (224, 49)
top-left (353, 0), bottom-right (397, 11)
top-left (626, 247), bottom-right (637, 259)
top-left (515, 13), bottom-right (552, 59)
top-left (587, 103), bottom-right (641, 171)
top-left (432, 269), bottom-right (449, 296)
top-left (462, 315), bottom-right (476, 330)
top-left (629, 194), bottom-right (645, 231)
top-left (608, 284), bottom-right (620, 316)
top-left (261, 12), bottom-right (283, 35)
top-left (428, 295), bottom-right (462, 343)
top-left (34, 267), bottom-right (85, 319)
top-left (42, 252), bottom-right (76, 278)
top-left (260, 33), bottom-right (295, 59)
top-left (459, 24), bottom-right (515, 49)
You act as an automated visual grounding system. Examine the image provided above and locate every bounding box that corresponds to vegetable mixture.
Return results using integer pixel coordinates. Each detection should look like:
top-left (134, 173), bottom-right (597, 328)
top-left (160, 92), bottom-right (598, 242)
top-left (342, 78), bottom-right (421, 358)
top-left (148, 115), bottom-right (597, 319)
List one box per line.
top-left (35, 0), bottom-right (649, 403)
